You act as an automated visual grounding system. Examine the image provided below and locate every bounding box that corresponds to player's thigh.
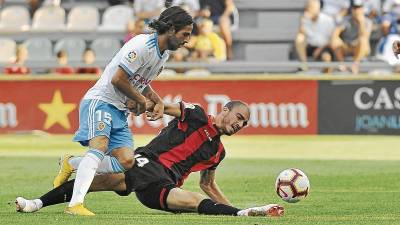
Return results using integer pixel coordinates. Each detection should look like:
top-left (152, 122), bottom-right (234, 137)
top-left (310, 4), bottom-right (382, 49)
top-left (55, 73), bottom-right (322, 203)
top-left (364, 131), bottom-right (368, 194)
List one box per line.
top-left (108, 123), bottom-right (134, 168)
top-left (89, 136), bottom-right (109, 152)
top-left (73, 99), bottom-right (116, 151)
top-left (90, 173), bottom-right (127, 192)
top-left (111, 146), bottom-right (135, 169)
top-left (166, 188), bottom-right (207, 211)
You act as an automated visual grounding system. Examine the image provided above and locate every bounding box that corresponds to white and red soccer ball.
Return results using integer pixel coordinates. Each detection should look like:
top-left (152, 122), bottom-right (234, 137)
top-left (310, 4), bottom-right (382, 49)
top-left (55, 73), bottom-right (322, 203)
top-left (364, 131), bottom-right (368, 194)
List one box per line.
top-left (275, 168), bottom-right (310, 203)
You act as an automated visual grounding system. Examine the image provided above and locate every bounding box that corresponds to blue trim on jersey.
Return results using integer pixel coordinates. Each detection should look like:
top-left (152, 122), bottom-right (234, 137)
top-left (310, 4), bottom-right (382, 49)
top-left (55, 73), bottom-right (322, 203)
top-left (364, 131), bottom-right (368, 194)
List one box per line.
top-left (145, 33), bottom-right (162, 59)
top-left (119, 64), bottom-right (135, 77)
top-left (154, 33), bottom-right (162, 59)
top-left (111, 157), bottom-right (126, 172)
top-left (88, 149), bottom-right (105, 161)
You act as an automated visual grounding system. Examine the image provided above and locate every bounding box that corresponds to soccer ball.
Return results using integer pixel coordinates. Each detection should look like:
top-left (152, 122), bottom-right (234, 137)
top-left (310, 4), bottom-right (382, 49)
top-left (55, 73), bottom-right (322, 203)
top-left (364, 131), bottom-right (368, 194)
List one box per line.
top-left (275, 168), bottom-right (310, 203)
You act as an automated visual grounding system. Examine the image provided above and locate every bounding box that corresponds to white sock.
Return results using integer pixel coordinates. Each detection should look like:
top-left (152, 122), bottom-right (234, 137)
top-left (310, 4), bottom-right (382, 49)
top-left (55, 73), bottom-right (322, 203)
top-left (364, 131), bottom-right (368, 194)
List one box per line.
top-left (69, 156), bottom-right (125, 173)
top-left (237, 209), bottom-right (247, 216)
top-left (68, 149), bottom-right (104, 207)
top-left (33, 199), bottom-right (43, 209)
top-left (69, 156), bottom-right (82, 170)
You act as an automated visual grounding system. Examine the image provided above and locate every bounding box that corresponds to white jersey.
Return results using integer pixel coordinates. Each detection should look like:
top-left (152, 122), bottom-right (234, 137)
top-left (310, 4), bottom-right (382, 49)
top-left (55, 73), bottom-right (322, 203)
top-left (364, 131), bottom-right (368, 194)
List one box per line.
top-left (84, 33), bottom-right (170, 110)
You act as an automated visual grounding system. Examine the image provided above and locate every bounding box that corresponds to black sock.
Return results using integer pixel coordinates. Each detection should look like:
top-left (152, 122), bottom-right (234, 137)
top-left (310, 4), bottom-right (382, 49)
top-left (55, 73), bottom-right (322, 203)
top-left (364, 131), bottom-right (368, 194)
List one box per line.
top-left (197, 199), bottom-right (240, 216)
top-left (39, 179), bottom-right (75, 207)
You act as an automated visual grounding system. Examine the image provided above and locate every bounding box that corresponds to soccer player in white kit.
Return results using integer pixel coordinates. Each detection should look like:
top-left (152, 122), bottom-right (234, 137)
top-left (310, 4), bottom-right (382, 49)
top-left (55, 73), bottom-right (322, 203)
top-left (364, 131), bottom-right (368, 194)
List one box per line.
top-left (53, 6), bottom-right (194, 216)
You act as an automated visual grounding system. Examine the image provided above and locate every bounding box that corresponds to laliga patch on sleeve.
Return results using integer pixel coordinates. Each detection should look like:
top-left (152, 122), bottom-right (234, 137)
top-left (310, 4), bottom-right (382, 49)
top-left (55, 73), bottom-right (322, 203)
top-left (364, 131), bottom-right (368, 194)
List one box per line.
top-left (125, 50), bottom-right (137, 63)
top-left (183, 102), bottom-right (195, 109)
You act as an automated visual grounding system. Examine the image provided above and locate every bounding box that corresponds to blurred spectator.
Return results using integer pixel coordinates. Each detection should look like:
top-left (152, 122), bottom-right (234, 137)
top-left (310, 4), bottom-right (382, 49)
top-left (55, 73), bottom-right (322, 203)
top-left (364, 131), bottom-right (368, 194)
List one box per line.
top-left (108, 0), bottom-right (134, 6)
top-left (199, 0), bottom-right (235, 60)
top-left (295, 0), bottom-right (336, 73)
top-left (382, 0), bottom-right (400, 36)
top-left (363, 0), bottom-right (382, 43)
top-left (190, 18), bottom-right (226, 61)
top-left (364, 0), bottom-right (381, 19)
top-left (331, 0), bottom-right (371, 74)
top-left (169, 47), bottom-right (190, 73)
top-left (43, 0), bottom-right (60, 6)
top-left (169, 0), bottom-right (200, 17)
top-left (75, 48), bottom-right (101, 75)
top-left (4, 45), bottom-right (31, 75)
top-left (320, 0), bottom-right (350, 21)
top-left (53, 50), bottom-right (74, 75)
top-left (134, 0), bottom-right (164, 22)
top-left (124, 19), bottom-right (145, 43)
top-left (27, 0), bottom-right (43, 17)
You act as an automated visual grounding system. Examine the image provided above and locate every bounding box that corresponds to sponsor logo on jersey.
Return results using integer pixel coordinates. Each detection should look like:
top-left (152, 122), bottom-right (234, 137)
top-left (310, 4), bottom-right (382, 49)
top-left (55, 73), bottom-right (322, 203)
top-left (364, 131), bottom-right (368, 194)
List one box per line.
top-left (126, 50), bottom-right (137, 63)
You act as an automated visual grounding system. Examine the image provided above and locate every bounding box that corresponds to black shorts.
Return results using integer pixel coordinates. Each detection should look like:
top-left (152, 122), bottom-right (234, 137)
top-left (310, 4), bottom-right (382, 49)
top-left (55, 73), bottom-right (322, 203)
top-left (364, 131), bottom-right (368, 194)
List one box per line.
top-left (306, 45), bottom-right (334, 60)
top-left (115, 155), bottom-right (177, 211)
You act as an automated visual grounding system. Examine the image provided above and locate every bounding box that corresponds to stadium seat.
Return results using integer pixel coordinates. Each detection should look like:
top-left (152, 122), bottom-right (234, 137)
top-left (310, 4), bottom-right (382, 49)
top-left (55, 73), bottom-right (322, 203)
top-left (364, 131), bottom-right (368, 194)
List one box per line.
top-left (0, 6), bottom-right (30, 31)
top-left (245, 44), bottom-right (291, 61)
top-left (99, 5), bottom-right (134, 31)
top-left (23, 38), bottom-right (53, 62)
top-left (90, 38), bottom-right (121, 61)
top-left (159, 69), bottom-right (177, 76)
top-left (235, 0), bottom-right (306, 10)
top-left (54, 37), bottom-right (86, 61)
top-left (67, 5), bottom-right (99, 31)
top-left (0, 38), bottom-right (16, 63)
top-left (184, 69), bottom-right (211, 76)
top-left (257, 12), bottom-right (300, 32)
top-left (231, 7), bottom-right (240, 31)
top-left (32, 6), bottom-right (65, 31)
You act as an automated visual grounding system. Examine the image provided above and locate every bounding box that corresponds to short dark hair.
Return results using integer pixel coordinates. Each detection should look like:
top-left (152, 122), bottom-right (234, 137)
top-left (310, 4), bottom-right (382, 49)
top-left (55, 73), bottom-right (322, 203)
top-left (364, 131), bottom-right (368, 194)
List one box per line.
top-left (148, 6), bottom-right (193, 35)
top-left (224, 100), bottom-right (248, 111)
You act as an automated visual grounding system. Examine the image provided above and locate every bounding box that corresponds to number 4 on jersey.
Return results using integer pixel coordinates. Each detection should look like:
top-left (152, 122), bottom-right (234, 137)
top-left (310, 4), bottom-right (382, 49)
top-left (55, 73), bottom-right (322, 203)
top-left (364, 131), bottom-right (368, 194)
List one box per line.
top-left (134, 154), bottom-right (149, 167)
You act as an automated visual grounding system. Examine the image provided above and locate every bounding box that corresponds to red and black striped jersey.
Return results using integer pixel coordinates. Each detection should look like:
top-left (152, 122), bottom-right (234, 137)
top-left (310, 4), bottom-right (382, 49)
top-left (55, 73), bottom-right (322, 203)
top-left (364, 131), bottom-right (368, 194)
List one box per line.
top-left (135, 101), bottom-right (226, 186)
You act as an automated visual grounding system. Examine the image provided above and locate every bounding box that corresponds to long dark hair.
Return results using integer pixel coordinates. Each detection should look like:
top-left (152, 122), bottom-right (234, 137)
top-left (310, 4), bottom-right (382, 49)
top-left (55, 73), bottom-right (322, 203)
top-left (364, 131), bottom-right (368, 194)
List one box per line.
top-left (148, 6), bottom-right (193, 34)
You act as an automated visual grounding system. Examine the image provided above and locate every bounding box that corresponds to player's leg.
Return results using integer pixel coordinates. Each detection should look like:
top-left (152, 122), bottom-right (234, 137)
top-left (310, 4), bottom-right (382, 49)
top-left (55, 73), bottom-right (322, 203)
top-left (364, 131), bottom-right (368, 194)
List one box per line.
top-left (67, 135), bottom-right (109, 215)
top-left (68, 128), bottom-right (134, 173)
top-left (16, 173), bottom-right (127, 213)
top-left (134, 183), bottom-right (283, 217)
top-left (65, 99), bottom-right (114, 215)
top-left (55, 146), bottom-right (133, 186)
top-left (166, 188), bottom-right (284, 217)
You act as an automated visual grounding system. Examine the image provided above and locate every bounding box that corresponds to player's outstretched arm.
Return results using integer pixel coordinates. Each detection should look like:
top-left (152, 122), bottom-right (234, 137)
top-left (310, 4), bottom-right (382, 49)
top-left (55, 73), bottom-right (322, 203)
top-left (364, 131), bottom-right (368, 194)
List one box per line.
top-left (146, 101), bottom-right (182, 118)
top-left (112, 68), bottom-right (146, 115)
top-left (199, 169), bottom-right (232, 206)
top-left (142, 85), bottom-right (164, 121)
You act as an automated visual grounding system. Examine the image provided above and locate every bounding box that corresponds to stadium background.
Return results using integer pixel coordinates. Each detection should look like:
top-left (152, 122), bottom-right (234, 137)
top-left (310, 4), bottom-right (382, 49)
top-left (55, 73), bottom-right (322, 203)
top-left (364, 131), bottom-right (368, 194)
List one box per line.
top-left (1, 0), bottom-right (400, 224)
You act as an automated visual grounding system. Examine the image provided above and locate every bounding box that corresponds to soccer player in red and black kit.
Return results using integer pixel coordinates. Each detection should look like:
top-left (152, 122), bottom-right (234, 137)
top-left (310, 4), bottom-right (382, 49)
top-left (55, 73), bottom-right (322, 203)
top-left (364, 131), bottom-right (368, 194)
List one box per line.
top-left (15, 100), bottom-right (284, 217)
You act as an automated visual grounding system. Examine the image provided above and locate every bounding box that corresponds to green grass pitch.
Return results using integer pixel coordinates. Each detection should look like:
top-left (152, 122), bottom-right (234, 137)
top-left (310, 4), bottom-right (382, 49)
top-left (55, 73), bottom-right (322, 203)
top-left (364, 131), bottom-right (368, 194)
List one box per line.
top-left (1, 134), bottom-right (400, 225)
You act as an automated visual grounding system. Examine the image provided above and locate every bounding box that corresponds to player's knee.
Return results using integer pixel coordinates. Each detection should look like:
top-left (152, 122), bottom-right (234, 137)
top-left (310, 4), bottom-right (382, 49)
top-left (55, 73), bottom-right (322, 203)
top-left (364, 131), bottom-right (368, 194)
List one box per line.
top-left (119, 156), bottom-right (134, 170)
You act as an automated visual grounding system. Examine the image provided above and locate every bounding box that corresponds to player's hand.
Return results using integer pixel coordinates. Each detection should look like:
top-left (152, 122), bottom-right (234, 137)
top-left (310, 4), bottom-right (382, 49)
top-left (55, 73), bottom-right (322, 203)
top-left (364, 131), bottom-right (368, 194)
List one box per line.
top-left (393, 40), bottom-right (400, 59)
top-left (134, 98), bottom-right (146, 116)
top-left (147, 101), bottom-right (164, 121)
top-left (145, 99), bottom-right (155, 112)
top-left (125, 99), bottom-right (145, 116)
top-left (125, 99), bottom-right (137, 112)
